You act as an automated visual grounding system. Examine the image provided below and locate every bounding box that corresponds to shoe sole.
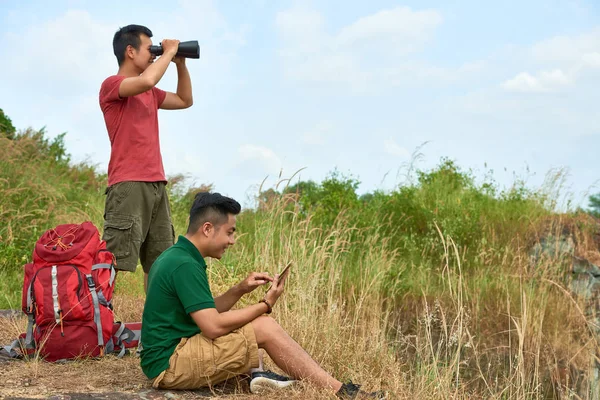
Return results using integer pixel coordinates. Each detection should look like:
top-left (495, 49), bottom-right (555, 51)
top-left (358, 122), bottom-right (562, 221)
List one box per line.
top-left (250, 377), bottom-right (296, 393)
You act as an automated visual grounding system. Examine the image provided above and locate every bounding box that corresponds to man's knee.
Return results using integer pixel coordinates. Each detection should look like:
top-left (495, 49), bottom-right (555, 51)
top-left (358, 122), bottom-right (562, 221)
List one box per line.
top-left (141, 195), bottom-right (175, 273)
top-left (251, 315), bottom-right (283, 345)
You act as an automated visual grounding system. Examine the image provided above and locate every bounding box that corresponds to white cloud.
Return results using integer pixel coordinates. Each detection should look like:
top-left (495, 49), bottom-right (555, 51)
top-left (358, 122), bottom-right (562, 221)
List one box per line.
top-left (581, 52), bottom-right (600, 68)
top-left (2, 10), bottom-right (115, 94)
top-left (276, 6), bottom-right (443, 91)
top-left (382, 59), bottom-right (487, 86)
top-left (502, 69), bottom-right (571, 93)
top-left (532, 28), bottom-right (600, 64)
top-left (459, 60), bottom-right (487, 74)
top-left (302, 120), bottom-right (335, 145)
top-left (157, 151), bottom-right (211, 187)
top-left (384, 137), bottom-right (410, 158)
top-left (336, 7), bottom-right (442, 51)
top-left (502, 29), bottom-right (600, 93)
top-left (276, 8), bottom-right (325, 51)
top-left (237, 144), bottom-right (282, 175)
top-left (453, 26), bottom-right (600, 140)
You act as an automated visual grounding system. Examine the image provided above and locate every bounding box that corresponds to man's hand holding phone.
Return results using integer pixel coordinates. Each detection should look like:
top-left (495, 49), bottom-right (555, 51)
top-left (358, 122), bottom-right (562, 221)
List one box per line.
top-left (261, 263), bottom-right (292, 314)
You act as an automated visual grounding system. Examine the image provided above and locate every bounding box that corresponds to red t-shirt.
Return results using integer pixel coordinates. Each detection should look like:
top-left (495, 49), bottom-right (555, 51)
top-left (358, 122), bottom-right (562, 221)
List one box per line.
top-left (99, 75), bottom-right (168, 186)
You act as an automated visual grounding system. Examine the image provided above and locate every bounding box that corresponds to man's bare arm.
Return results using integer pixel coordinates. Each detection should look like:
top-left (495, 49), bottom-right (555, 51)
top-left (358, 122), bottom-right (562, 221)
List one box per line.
top-left (118, 39), bottom-right (179, 98)
top-left (160, 59), bottom-right (193, 109)
top-left (213, 272), bottom-right (272, 312)
top-left (191, 273), bottom-right (285, 339)
top-left (191, 304), bottom-right (268, 339)
top-left (213, 284), bottom-right (245, 313)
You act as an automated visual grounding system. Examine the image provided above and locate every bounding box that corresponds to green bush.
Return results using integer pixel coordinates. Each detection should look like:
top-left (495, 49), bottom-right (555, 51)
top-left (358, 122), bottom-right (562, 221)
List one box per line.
top-left (0, 127), bottom-right (106, 307)
top-left (0, 108), bottom-right (16, 139)
top-left (0, 111), bottom-right (567, 311)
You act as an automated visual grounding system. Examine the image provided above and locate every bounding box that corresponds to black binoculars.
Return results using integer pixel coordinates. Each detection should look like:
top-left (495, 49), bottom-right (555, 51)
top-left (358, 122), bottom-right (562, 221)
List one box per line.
top-left (149, 40), bottom-right (200, 59)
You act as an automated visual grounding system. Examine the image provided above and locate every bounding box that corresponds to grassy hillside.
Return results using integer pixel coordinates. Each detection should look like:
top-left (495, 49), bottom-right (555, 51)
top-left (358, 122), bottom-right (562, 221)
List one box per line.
top-left (1, 126), bottom-right (600, 399)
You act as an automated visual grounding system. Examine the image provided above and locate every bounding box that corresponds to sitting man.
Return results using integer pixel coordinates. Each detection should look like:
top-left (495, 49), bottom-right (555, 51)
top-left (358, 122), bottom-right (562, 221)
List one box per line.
top-left (140, 192), bottom-right (386, 399)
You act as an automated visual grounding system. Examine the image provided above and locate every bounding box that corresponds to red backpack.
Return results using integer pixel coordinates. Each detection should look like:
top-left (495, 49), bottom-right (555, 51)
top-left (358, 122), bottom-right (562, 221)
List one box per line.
top-left (20, 221), bottom-right (119, 361)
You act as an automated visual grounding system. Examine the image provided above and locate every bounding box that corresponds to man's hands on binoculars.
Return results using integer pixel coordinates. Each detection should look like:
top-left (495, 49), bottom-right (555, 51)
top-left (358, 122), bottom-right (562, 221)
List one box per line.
top-left (172, 56), bottom-right (186, 66)
top-left (160, 39), bottom-right (180, 57)
top-left (159, 39), bottom-right (185, 65)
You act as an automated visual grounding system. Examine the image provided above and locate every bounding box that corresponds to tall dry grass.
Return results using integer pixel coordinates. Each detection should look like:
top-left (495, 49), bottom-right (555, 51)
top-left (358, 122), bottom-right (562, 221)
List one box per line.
top-left (197, 191), bottom-right (598, 399)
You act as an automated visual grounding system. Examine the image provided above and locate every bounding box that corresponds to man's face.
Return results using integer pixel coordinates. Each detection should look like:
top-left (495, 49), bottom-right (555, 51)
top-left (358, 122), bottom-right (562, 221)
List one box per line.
top-left (207, 214), bottom-right (236, 259)
top-left (131, 34), bottom-right (155, 71)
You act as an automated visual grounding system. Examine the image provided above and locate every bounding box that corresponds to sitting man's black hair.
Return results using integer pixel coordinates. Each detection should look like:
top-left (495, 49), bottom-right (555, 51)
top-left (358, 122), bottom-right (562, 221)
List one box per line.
top-left (187, 192), bottom-right (241, 234)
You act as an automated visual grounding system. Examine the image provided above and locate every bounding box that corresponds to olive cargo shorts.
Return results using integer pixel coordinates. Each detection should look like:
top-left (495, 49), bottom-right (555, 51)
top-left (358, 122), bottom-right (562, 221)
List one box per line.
top-left (152, 324), bottom-right (260, 390)
top-left (102, 181), bottom-right (175, 273)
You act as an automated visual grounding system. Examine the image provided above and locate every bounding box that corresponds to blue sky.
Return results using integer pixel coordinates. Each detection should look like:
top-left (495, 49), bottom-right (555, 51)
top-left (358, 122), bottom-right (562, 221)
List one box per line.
top-left (1, 0), bottom-right (599, 209)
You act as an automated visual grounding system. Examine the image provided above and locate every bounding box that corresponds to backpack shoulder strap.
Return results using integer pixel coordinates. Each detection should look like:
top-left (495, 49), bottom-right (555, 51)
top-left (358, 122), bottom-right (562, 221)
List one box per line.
top-left (1, 339), bottom-right (23, 359)
top-left (1, 336), bottom-right (35, 359)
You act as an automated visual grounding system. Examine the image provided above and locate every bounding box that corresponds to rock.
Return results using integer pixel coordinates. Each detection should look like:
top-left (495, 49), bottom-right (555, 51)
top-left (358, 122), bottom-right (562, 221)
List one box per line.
top-left (0, 309), bottom-right (21, 318)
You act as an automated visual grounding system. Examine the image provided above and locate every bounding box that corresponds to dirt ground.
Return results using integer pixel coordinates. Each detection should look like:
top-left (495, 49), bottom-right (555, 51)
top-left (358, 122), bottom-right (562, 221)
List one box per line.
top-left (0, 351), bottom-right (317, 400)
top-left (0, 312), bottom-right (332, 400)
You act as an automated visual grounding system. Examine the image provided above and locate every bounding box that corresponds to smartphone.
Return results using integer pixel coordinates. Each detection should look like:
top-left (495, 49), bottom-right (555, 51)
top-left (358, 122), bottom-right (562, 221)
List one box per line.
top-left (276, 262), bottom-right (292, 287)
top-left (267, 262), bottom-right (292, 291)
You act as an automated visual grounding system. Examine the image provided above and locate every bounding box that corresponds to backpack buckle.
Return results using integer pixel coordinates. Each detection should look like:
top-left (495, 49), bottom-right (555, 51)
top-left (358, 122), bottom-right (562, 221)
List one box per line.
top-left (86, 276), bottom-right (96, 288)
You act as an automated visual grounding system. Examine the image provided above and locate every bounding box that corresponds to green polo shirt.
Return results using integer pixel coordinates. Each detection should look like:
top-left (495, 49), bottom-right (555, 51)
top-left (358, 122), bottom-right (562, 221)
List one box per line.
top-left (140, 235), bottom-right (216, 379)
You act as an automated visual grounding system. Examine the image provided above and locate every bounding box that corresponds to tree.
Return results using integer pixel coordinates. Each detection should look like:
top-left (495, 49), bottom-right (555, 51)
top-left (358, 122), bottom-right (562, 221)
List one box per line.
top-left (257, 188), bottom-right (280, 210)
top-left (0, 108), bottom-right (16, 139)
top-left (589, 193), bottom-right (600, 218)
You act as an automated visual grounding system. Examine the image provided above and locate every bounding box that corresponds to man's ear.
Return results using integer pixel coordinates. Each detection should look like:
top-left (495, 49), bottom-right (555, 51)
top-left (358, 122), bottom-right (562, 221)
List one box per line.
top-left (125, 44), bottom-right (135, 60)
top-left (201, 222), bottom-right (213, 237)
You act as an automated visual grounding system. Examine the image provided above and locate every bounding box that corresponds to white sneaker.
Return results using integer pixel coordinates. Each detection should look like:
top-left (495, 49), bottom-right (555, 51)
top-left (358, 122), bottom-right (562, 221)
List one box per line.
top-left (249, 370), bottom-right (297, 394)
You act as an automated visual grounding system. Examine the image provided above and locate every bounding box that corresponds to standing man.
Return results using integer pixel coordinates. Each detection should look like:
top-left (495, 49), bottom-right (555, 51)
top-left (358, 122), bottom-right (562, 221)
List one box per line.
top-left (99, 24), bottom-right (193, 291)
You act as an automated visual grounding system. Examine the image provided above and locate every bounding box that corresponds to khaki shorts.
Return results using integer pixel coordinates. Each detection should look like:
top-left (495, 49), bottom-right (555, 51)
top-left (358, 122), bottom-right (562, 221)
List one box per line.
top-left (102, 181), bottom-right (175, 273)
top-left (152, 324), bottom-right (260, 390)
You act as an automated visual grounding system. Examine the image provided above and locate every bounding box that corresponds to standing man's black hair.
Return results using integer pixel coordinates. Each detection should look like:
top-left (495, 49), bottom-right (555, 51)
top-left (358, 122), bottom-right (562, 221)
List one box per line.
top-left (112, 24), bottom-right (153, 66)
top-left (187, 192), bottom-right (242, 234)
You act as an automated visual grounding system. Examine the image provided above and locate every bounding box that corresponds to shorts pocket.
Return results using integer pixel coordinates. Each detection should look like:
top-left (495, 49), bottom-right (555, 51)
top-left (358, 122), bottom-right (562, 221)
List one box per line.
top-left (162, 336), bottom-right (213, 389)
top-left (211, 331), bottom-right (247, 373)
top-left (161, 339), bottom-right (197, 389)
top-left (102, 214), bottom-right (134, 258)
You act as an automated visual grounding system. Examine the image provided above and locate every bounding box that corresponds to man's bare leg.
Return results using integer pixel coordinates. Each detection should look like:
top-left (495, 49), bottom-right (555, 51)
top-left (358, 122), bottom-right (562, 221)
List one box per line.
top-left (251, 316), bottom-right (343, 393)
